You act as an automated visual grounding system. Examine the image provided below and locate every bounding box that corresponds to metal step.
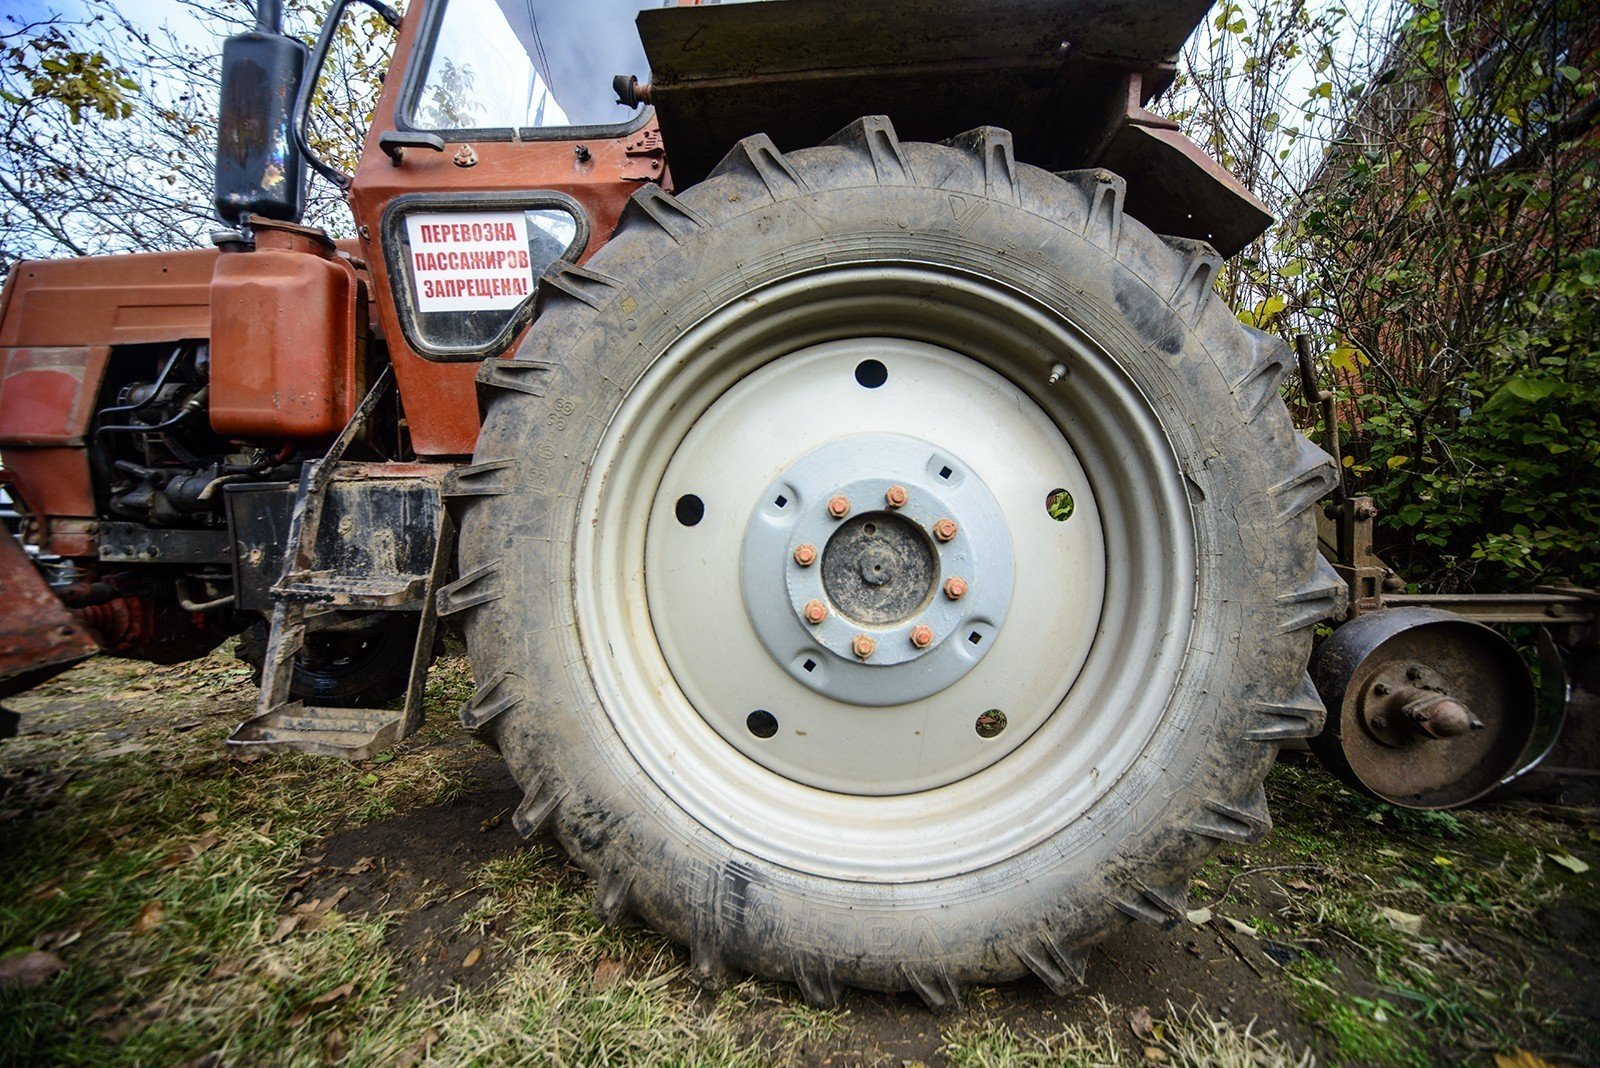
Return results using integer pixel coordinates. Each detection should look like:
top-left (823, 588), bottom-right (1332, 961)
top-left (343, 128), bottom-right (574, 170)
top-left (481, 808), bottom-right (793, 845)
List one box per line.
top-left (227, 702), bottom-right (407, 761)
top-left (272, 571), bottom-right (426, 607)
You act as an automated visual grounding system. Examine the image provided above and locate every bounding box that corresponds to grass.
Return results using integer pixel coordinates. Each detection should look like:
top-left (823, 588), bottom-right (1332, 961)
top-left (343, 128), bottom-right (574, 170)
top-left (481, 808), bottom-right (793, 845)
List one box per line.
top-left (1, 649), bottom-right (1595, 1065)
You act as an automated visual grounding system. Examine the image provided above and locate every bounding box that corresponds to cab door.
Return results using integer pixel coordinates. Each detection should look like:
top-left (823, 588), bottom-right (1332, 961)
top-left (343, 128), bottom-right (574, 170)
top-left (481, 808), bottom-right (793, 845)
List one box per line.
top-left (347, 0), bottom-right (670, 457)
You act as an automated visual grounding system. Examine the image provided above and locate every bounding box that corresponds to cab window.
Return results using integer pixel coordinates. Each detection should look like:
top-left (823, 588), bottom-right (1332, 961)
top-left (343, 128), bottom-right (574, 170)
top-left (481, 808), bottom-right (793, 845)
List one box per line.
top-left (406, 0), bottom-right (665, 135)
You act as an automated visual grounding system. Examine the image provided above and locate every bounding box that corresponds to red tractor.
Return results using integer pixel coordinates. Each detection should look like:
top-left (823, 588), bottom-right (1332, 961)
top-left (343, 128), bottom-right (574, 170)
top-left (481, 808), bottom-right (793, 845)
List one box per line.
top-left (2, 0), bottom-right (1587, 1005)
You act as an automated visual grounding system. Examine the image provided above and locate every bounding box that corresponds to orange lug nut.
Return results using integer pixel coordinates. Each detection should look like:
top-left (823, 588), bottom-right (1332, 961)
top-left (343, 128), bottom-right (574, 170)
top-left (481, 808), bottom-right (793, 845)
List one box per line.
top-left (885, 485), bottom-right (909, 508)
top-left (803, 600), bottom-right (828, 625)
top-left (828, 495), bottom-right (851, 518)
top-left (793, 543), bottom-right (817, 567)
top-left (909, 625), bottom-right (934, 648)
top-left (943, 577), bottom-right (968, 600)
top-left (932, 518), bottom-right (958, 542)
top-left (851, 634), bottom-right (876, 659)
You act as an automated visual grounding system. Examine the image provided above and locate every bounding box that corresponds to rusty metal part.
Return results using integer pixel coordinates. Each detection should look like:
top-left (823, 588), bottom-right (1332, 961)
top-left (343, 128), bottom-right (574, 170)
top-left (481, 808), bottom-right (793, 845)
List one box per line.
top-left (909, 624), bottom-right (934, 648)
top-left (827, 495), bottom-right (851, 519)
top-left (0, 530), bottom-right (99, 699)
top-left (620, 129), bottom-right (666, 182)
top-left (885, 485), bottom-right (909, 508)
top-left (639, 0), bottom-right (1215, 185)
top-left (803, 599), bottom-right (828, 625)
top-left (932, 518), bottom-right (957, 542)
top-left (1310, 606), bottom-right (1535, 808)
top-left (1361, 675), bottom-right (1483, 741)
top-left (944, 576), bottom-right (968, 600)
top-left (1087, 71), bottom-right (1273, 256)
top-left (793, 543), bottom-right (817, 567)
top-left (451, 144), bottom-right (478, 168)
top-left (851, 634), bottom-right (876, 660)
top-left (1381, 592), bottom-right (1595, 626)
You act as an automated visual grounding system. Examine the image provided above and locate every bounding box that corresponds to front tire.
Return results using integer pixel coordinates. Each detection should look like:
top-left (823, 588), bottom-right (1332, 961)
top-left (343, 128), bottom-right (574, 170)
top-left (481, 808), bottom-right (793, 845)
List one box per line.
top-left (451, 117), bottom-right (1342, 1005)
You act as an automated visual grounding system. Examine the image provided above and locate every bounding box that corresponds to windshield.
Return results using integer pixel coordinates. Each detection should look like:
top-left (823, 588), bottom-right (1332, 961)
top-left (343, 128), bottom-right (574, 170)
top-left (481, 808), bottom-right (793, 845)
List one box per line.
top-left (407, 0), bottom-right (665, 133)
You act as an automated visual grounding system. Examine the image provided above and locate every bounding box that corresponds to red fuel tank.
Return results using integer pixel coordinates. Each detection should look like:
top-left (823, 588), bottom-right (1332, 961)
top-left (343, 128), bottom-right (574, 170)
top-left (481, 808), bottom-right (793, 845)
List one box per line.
top-left (209, 219), bottom-right (365, 440)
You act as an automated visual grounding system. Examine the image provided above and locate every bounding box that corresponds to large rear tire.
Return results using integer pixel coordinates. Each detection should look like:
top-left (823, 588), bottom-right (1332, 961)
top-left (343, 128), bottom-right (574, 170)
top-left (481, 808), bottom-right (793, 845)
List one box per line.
top-left (451, 118), bottom-right (1342, 1006)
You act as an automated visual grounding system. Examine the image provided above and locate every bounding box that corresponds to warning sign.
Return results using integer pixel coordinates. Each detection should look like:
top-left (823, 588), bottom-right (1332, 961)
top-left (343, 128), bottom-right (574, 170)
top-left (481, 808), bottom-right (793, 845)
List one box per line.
top-left (405, 211), bottom-right (536, 313)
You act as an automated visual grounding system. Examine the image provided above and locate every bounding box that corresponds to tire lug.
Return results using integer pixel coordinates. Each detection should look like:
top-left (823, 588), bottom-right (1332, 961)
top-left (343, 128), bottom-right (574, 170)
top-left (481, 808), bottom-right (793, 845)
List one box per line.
top-left (885, 485), bottom-right (909, 508)
top-left (828, 495), bottom-right (852, 519)
top-left (909, 625), bottom-right (934, 649)
top-left (943, 577), bottom-right (968, 600)
top-left (851, 634), bottom-right (876, 659)
top-left (793, 543), bottom-right (817, 567)
top-left (803, 600), bottom-right (828, 625)
top-left (932, 518), bottom-right (958, 542)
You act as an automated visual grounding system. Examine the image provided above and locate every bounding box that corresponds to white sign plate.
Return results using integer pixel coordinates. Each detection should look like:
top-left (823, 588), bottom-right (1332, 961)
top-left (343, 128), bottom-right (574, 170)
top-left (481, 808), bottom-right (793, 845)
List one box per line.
top-left (405, 211), bottom-right (536, 313)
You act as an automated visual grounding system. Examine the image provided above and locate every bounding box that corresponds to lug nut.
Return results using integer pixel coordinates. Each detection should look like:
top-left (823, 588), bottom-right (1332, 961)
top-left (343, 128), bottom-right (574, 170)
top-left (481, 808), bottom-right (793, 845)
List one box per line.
top-left (909, 625), bottom-right (934, 648)
top-left (793, 543), bottom-right (817, 567)
top-left (932, 518), bottom-right (958, 542)
top-left (885, 485), bottom-right (909, 508)
top-left (828, 495), bottom-right (851, 519)
top-left (851, 634), bottom-right (876, 659)
top-left (803, 599), bottom-right (828, 625)
top-left (944, 577), bottom-right (968, 600)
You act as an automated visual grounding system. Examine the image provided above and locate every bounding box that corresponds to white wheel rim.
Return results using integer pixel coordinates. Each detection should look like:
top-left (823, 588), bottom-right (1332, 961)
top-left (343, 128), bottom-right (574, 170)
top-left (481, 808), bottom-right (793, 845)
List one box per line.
top-left (575, 264), bottom-right (1196, 882)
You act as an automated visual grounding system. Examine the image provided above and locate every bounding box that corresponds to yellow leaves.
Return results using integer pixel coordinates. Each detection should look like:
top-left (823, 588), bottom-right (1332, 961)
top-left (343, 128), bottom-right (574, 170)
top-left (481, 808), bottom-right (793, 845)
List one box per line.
top-left (1387, 455), bottom-right (1409, 469)
top-left (1329, 345), bottom-right (1364, 373)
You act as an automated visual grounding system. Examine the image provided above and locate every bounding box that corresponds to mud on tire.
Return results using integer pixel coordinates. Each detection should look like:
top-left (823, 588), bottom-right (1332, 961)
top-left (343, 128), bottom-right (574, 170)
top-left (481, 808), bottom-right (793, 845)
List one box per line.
top-left (450, 117), bottom-right (1342, 1007)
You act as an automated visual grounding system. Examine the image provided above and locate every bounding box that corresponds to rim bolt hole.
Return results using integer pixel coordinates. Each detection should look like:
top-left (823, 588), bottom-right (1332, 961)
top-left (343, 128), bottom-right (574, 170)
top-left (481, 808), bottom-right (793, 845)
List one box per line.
top-left (976, 709), bottom-right (1007, 738)
top-left (854, 359), bottom-right (888, 389)
top-left (747, 710), bottom-right (778, 738)
top-left (675, 494), bottom-right (705, 526)
top-left (1046, 488), bottom-right (1075, 522)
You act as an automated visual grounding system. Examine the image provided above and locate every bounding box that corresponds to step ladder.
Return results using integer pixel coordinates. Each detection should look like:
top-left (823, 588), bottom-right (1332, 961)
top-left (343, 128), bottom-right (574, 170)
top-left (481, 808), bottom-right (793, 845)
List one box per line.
top-left (226, 369), bottom-right (454, 760)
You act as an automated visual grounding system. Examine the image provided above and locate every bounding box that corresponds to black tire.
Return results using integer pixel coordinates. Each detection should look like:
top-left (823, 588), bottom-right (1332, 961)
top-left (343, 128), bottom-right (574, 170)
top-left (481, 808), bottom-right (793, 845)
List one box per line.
top-left (237, 615), bottom-right (416, 708)
top-left (452, 117), bottom-right (1342, 1006)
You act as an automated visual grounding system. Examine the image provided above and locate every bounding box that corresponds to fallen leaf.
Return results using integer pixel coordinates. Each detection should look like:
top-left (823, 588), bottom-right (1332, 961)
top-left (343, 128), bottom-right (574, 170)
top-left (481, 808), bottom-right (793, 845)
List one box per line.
top-left (267, 914), bottom-right (301, 944)
top-left (209, 959), bottom-right (245, 980)
top-left (0, 950), bottom-right (65, 989)
top-left (1223, 916), bottom-right (1259, 937)
top-left (395, 1026), bottom-right (440, 1068)
top-left (347, 856), bottom-right (376, 875)
top-left (592, 957), bottom-right (626, 990)
top-left (1378, 907), bottom-right (1423, 935)
top-left (131, 902), bottom-right (165, 935)
top-left (323, 1029), bottom-right (349, 1062)
top-left (1185, 907), bottom-right (1213, 925)
top-left (286, 980), bottom-right (355, 1026)
top-left (1549, 853), bottom-right (1590, 874)
top-left (1286, 879), bottom-right (1317, 893)
top-left (479, 812), bottom-right (503, 833)
top-left (197, 811), bottom-right (218, 824)
top-left (1127, 1005), bottom-right (1155, 1039)
top-left (1495, 1051), bottom-right (1559, 1068)
top-left (1144, 1048), bottom-right (1167, 1063)
top-left (161, 832), bottom-right (222, 870)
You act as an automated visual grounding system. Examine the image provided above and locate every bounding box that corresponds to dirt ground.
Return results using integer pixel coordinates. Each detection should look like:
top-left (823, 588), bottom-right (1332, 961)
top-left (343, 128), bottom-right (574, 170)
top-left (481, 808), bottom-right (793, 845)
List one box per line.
top-left (1, 648), bottom-right (1596, 1066)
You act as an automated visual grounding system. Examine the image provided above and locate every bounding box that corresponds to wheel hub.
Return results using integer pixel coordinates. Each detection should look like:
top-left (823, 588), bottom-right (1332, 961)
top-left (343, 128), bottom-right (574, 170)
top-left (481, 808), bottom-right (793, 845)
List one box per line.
top-left (743, 433), bottom-right (1014, 701)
